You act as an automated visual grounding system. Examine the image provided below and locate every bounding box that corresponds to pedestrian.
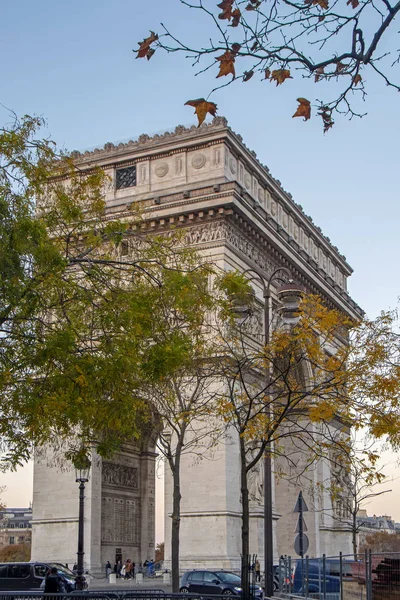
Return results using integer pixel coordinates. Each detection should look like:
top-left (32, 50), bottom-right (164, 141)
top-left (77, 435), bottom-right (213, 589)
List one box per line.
top-left (117, 561), bottom-right (122, 578)
top-left (44, 567), bottom-right (65, 593)
top-left (255, 559), bottom-right (261, 582)
top-left (121, 564), bottom-right (126, 578)
top-left (125, 559), bottom-right (132, 579)
top-left (106, 561), bottom-right (112, 578)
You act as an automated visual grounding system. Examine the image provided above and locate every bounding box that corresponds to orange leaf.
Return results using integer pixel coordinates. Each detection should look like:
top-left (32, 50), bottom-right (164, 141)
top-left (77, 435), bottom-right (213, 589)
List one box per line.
top-left (314, 66), bottom-right (324, 82)
top-left (136, 31), bottom-right (158, 59)
top-left (231, 8), bottom-right (241, 26)
top-left (318, 14), bottom-right (325, 21)
top-left (264, 68), bottom-right (271, 79)
top-left (305, 0), bottom-right (329, 8)
top-left (231, 43), bottom-right (241, 54)
top-left (218, 0), bottom-right (234, 20)
top-left (347, 0), bottom-right (359, 7)
top-left (335, 61), bottom-right (346, 74)
top-left (185, 98), bottom-right (218, 127)
top-left (292, 98), bottom-right (311, 121)
top-left (270, 69), bottom-right (292, 86)
top-left (216, 50), bottom-right (236, 78)
top-left (352, 73), bottom-right (362, 85)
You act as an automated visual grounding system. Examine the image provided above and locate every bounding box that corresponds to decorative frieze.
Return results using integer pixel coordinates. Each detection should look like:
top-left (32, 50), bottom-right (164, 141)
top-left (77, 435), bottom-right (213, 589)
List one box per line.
top-left (102, 463), bottom-right (138, 490)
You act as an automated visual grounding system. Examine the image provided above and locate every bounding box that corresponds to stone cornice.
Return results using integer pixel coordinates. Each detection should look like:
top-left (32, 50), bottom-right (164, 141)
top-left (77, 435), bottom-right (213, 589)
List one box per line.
top-left (104, 182), bottom-right (363, 318)
top-left (72, 117), bottom-right (350, 269)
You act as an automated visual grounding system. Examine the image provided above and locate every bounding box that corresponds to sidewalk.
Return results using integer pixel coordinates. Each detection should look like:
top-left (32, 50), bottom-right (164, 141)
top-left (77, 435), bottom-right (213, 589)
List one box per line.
top-left (88, 575), bottom-right (172, 592)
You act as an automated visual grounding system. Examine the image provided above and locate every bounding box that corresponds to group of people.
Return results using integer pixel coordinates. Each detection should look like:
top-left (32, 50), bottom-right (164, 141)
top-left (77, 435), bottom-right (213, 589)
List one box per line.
top-left (107, 559), bottom-right (136, 579)
top-left (106, 558), bottom-right (156, 579)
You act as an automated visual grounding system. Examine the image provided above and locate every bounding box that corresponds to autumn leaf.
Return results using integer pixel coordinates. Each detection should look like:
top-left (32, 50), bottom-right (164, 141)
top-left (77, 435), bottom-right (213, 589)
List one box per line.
top-left (245, 1), bottom-right (261, 9)
top-left (231, 8), bottom-right (241, 26)
top-left (318, 106), bottom-right (334, 132)
top-left (318, 14), bottom-right (325, 21)
top-left (305, 0), bottom-right (329, 8)
top-left (270, 69), bottom-right (292, 85)
top-left (231, 43), bottom-right (241, 54)
top-left (146, 48), bottom-right (155, 61)
top-left (135, 31), bottom-right (158, 59)
top-left (292, 98), bottom-right (311, 121)
top-left (251, 41), bottom-right (258, 51)
top-left (264, 68), bottom-right (271, 79)
top-left (314, 66), bottom-right (324, 82)
top-left (243, 70), bottom-right (254, 81)
top-left (218, 0), bottom-right (234, 20)
top-left (216, 50), bottom-right (236, 78)
top-left (335, 61), bottom-right (346, 74)
top-left (353, 73), bottom-right (362, 85)
top-left (347, 0), bottom-right (359, 7)
top-left (185, 98), bottom-right (218, 126)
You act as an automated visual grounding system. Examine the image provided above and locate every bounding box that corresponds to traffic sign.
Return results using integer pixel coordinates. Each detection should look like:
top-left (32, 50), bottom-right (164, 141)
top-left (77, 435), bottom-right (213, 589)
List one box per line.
top-left (294, 533), bottom-right (309, 556)
top-left (294, 491), bottom-right (308, 513)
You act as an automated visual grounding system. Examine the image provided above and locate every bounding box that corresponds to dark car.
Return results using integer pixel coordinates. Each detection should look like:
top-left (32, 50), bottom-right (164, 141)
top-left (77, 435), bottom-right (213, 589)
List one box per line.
top-left (0, 561), bottom-right (77, 592)
top-left (292, 558), bottom-right (357, 595)
top-left (180, 570), bottom-right (264, 597)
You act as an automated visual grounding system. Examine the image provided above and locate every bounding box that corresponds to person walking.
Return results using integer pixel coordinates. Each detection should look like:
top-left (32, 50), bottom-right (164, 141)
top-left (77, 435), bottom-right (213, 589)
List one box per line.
top-left (106, 561), bottom-right (112, 578)
top-left (44, 567), bottom-right (65, 593)
top-left (125, 559), bottom-right (132, 579)
top-left (255, 559), bottom-right (261, 583)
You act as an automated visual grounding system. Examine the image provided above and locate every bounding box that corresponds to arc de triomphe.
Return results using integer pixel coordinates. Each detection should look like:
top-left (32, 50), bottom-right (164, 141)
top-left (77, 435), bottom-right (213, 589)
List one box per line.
top-left (31, 117), bottom-right (362, 573)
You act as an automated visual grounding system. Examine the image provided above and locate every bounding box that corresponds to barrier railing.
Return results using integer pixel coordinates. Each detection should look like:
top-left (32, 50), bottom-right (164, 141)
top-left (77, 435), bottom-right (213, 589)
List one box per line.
top-left (276, 551), bottom-right (400, 600)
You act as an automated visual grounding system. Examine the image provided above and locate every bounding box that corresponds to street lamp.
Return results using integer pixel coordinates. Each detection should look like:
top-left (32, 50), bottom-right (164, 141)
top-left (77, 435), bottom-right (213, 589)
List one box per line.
top-left (241, 266), bottom-right (303, 598)
top-left (75, 460), bottom-right (91, 590)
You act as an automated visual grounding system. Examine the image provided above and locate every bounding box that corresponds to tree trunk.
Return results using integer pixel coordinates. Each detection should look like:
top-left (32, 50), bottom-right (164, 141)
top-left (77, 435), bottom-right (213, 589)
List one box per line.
top-left (240, 438), bottom-right (250, 600)
top-left (352, 512), bottom-right (358, 561)
top-left (171, 447), bottom-right (182, 593)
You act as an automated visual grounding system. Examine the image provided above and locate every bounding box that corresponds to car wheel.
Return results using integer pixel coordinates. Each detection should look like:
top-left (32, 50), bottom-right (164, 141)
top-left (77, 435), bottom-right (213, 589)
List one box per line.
top-left (273, 581), bottom-right (278, 592)
top-left (222, 590), bottom-right (234, 596)
top-left (180, 587), bottom-right (189, 593)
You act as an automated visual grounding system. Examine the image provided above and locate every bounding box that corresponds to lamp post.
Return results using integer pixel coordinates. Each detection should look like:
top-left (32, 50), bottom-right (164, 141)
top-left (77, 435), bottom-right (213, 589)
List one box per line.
top-left (75, 462), bottom-right (90, 590)
top-left (241, 266), bottom-right (303, 598)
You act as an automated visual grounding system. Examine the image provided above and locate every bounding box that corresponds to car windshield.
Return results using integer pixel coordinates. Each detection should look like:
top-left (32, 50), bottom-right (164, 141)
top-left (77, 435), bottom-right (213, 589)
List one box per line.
top-left (215, 572), bottom-right (241, 584)
top-left (49, 564), bottom-right (74, 577)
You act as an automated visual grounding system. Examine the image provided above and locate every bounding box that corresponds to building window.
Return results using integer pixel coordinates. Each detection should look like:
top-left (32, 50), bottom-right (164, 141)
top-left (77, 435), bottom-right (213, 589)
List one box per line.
top-left (19, 523), bottom-right (25, 528)
top-left (9, 536), bottom-right (15, 545)
top-left (9, 523), bottom-right (14, 528)
top-left (116, 165), bottom-right (136, 190)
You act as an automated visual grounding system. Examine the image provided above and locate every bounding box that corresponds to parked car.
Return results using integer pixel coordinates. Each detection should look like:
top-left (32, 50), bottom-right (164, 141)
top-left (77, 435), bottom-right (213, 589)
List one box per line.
top-left (180, 570), bottom-right (264, 597)
top-left (0, 561), bottom-right (78, 592)
top-left (292, 558), bottom-right (357, 595)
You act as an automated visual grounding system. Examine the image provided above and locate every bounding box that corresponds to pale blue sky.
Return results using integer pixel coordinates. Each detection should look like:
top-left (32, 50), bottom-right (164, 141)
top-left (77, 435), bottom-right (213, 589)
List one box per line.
top-left (1, 0), bottom-right (399, 527)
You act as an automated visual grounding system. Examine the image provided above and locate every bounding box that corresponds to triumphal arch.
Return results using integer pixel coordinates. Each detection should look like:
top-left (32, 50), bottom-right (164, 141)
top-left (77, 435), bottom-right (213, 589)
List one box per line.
top-left (31, 117), bottom-right (362, 573)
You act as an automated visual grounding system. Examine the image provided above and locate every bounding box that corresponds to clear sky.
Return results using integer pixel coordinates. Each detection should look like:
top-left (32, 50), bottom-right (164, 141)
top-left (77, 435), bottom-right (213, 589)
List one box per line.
top-left (1, 0), bottom-right (399, 532)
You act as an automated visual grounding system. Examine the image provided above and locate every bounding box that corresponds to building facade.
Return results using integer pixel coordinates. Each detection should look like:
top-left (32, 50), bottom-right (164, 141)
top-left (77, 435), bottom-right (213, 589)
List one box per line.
top-left (32, 117), bottom-right (362, 571)
top-left (0, 507), bottom-right (32, 548)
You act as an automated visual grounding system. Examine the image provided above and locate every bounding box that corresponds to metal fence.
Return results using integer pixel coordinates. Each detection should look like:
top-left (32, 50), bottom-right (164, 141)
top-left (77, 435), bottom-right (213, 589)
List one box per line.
top-left (276, 551), bottom-right (400, 600)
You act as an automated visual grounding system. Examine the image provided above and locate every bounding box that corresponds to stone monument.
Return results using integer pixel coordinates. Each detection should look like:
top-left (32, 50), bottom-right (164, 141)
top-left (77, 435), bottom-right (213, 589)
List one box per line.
top-left (31, 118), bottom-right (362, 571)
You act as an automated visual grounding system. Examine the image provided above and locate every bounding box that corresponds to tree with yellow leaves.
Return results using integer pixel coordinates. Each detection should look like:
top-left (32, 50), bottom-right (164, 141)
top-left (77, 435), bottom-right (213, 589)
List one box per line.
top-left (211, 288), bottom-right (399, 594)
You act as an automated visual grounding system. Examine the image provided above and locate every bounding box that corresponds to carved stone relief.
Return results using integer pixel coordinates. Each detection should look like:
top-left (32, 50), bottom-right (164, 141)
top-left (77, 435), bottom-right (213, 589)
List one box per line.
top-left (102, 463), bottom-right (138, 490)
top-left (101, 495), bottom-right (140, 545)
top-left (155, 162), bottom-right (169, 177)
top-left (192, 153), bottom-right (206, 169)
top-left (213, 148), bottom-right (221, 166)
top-left (175, 156), bottom-right (183, 175)
top-left (229, 158), bottom-right (237, 174)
